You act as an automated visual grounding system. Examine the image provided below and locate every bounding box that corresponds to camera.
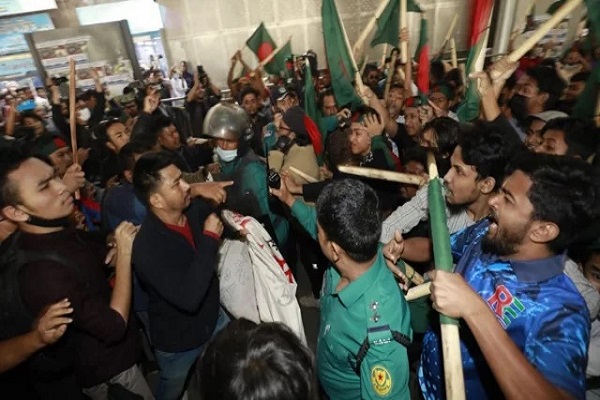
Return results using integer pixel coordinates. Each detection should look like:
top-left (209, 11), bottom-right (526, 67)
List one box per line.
top-left (51, 76), bottom-right (68, 86)
top-left (267, 168), bottom-right (281, 190)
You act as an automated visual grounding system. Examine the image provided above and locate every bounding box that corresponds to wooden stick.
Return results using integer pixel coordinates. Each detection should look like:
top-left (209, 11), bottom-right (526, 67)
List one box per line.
top-left (405, 282), bottom-right (431, 301)
top-left (334, 0), bottom-right (367, 101)
top-left (257, 36), bottom-right (293, 69)
top-left (338, 165), bottom-right (426, 186)
top-left (404, 262), bottom-right (425, 285)
top-left (427, 151), bottom-right (465, 400)
top-left (380, 43), bottom-right (388, 68)
top-left (437, 13), bottom-right (459, 55)
top-left (508, 0), bottom-right (582, 63)
top-left (450, 38), bottom-right (458, 69)
top-left (359, 55), bottom-right (370, 77)
top-left (400, 0), bottom-right (408, 64)
top-left (68, 58), bottom-right (80, 200)
top-left (288, 166), bottom-right (318, 184)
top-left (384, 50), bottom-right (398, 101)
top-left (352, 0), bottom-right (389, 61)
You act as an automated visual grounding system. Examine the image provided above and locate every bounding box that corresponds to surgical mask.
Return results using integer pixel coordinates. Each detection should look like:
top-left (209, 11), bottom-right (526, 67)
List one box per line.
top-left (508, 94), bottom-right (529, 126)
top-left (215, 146), bottom-right (237, 162)
top-left (77, 107), bottom-right (91, 123)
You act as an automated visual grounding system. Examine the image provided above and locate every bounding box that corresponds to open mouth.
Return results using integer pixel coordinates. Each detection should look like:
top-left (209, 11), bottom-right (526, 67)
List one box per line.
top-left (487, 213), bottom-right (499, 235)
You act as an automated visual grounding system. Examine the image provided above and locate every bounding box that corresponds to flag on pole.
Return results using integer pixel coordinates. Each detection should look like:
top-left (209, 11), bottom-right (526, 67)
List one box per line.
top-left (246, 23), bottom-right (290, 75)
top-left (456, 0), bottom-right (494, 122)
top-left (322, 0), bottom-right (362, 109)
top-left (414, 17), bottom-right (430, 94)
top-left (585, 0), bottom-right (600, 40)
top-left (370, 0), bottom-right (422, 48)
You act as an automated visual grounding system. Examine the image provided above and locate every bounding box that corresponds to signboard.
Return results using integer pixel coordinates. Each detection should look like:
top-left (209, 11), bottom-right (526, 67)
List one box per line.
top-left (0, 0), bottom-right (57, 17)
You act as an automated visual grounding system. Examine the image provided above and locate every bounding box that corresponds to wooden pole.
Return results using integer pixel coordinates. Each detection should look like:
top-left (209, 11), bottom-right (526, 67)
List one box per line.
top-left (405, 282), bottom-right (431, 301)
top-left (68, 58), bottom-right (79, 199)
top-left (427, 151), bottom-right (465, 400)
top-left (288, 166), bottom-right (318, 183)
top-left (352, 0), bottom-right (390, 61)
top-left (337, 165), bottom-right (426, 186)
top-left (380, 44), bottom-right (388, 68)
top-left (359, 55), bottom-right (370, 77)
top-left (400, 0), bottom-right (408, 63)
top-left (384, 50), bottom-right (398, 101)
top-left (450, 38), bottom-right (458, 69)
top-left (507, 0), bottom-right (582, 63)
top-left (437, 13), bottom-right (459, 56)
top-left (257, 36), bottom-right (293, 69)
top-left (595, 91), bottom-right (600, 128)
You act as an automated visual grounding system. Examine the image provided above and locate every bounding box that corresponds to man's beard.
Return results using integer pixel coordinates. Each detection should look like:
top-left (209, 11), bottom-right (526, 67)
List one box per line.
top-left (481, 216), bottom-right (531, 257)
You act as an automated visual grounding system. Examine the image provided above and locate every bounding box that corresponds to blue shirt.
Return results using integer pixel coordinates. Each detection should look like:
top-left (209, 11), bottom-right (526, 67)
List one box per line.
top-left (103, 182), bottom-right (147, 231)
top-left (419, 220), bottom-right (590, 399)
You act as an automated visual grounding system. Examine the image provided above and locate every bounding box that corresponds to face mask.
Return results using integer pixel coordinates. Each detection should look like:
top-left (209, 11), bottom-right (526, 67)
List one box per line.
top-left (508, 94), bottom-right (529, 126)
top-left (77, 108), bottom-right (91, 123)
top-left (215, 146), bottom-right (237, 162)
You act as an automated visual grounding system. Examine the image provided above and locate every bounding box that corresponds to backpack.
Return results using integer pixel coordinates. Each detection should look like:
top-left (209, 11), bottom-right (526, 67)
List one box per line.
top-left (0, 231), bottom-right (85, 375)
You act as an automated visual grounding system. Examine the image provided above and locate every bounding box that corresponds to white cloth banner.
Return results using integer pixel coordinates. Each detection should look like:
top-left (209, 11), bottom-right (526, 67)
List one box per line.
top-left (220, 210), bottom-right (306, 343)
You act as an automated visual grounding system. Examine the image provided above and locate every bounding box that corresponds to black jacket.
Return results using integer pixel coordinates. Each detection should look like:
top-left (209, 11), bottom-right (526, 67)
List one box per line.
top-left (132, 199), bottom-right (221, 352)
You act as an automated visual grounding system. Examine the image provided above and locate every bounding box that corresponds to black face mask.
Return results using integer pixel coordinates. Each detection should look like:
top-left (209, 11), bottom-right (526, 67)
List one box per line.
top-left (508, 94), bottom-right (529, 126)
top-left (26, 214), bottom-right (71, 228)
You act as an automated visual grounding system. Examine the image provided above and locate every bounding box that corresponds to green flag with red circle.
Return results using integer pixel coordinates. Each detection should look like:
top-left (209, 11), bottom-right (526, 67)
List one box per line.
top-left (246, 22), bottom-right (288, 75)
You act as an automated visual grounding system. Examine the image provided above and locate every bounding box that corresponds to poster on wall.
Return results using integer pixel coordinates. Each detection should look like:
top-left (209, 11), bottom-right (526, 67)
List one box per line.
top-left (26, 20), bottom-right (141, 99)
top-left (0, 0), bottom-right (57, 17)
top-left (0, 13), bottom-right (54, 84)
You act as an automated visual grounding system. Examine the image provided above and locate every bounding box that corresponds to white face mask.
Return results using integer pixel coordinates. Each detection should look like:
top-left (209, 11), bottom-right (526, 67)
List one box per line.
top-left (215, 146), bottom-right (237, 162)
top-left (77, 107), bottom-right (91, 122)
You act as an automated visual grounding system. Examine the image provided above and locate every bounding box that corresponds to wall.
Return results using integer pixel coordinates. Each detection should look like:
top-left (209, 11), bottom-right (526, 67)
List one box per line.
top-left (159, 0), bottom-right (476, 87)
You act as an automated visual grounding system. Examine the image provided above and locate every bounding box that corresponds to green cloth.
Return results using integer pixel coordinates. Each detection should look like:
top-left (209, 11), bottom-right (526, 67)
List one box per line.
top-left (321, 0), bottom-right (363, 110)
top-left (220, 156), bottom-right (289, 245)
top-left (291, 200), bottom-right (412, 400)
top-left (245, 22), bottom-right (291, 76)
top-left (370, 0), bottom-right (422, 48)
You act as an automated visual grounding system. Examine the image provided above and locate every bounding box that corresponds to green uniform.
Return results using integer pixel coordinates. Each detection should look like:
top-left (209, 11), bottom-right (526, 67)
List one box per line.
top-left (219, 153), bottom-right (289, 246)
top-left (291, 201), bottom-right (412, 400)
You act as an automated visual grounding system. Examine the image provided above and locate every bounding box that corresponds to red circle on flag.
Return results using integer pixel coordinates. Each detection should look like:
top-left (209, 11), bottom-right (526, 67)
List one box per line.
top-left (257, 42), bottom-right (274, 60)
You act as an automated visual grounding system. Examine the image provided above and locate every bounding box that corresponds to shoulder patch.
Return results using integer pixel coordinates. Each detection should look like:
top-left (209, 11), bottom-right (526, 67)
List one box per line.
top-left (371, 365), bottom-right (392, 396)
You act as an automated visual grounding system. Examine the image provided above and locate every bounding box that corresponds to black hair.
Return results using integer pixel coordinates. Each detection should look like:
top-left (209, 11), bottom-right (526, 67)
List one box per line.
top-left (541, 117), bottom-right (599, 159)
top-left (200, 319), bottom-right (316, 400)
top-left (323, 127), bottom-right (352, 173)
top-left (238, 86), bottom-right (260, 104)
top-left (19, 110), bottom-right (43, 125)
top-left (525, 66), bottom-right (566, 110)
top-left (459, 122), bottom-right (524, 191)
top-left (0, 142), bottom-right (29, 208)
top-left (117, 142), bottom-right (136, 174)
top-left (403, 146), bottom-right (428, 169)
top-left (317, 88), bottom-right (336, 110)
top-left (506, 152), bottom-right (600, 253)
top-left (94, 118), bottom-right (124, 145)
top-left (430, 60), bottom-right (446, 85)
top-left (421, 116), bottom-right (459, 157)
top-left (444, 68), bottom-right (463, 88)
top-left (132, 151), bottom-right (177, 206)
top-left (316, 179), bottom-right (381, 262)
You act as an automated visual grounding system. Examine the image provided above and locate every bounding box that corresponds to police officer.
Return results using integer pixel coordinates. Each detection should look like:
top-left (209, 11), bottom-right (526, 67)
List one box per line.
top-left (271, 178), bottom-right (412, 399)
top-left (203, 102), bottom-right (289, 247)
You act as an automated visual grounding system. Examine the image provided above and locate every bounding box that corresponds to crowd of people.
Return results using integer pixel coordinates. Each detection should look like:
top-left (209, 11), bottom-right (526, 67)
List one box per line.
top-left (0, 21), bottom-right (600, 400)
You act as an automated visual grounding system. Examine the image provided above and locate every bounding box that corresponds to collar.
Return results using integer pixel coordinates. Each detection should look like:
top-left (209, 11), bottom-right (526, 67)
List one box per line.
top-left (508, 252), bottom-right (566, 283)
top-left (336, 250), bottom-right (384, 308)
top-left (475, 219), bottom-right (566, 283)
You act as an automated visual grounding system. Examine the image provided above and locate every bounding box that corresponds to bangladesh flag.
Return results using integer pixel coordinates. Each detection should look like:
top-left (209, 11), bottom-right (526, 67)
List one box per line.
top-left (456, 0), bottom-right (494, 122)
top-left (414, 17), bottom-right (429, 95)
top-left (322, 0), bottom-right (362, 109)
top-left (245, 23), bottom-right (289, 76)
top-left (585, 0), bottom-right (600, 40)
top-left (370, 0), bottom-right (422, 48)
